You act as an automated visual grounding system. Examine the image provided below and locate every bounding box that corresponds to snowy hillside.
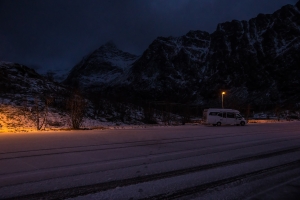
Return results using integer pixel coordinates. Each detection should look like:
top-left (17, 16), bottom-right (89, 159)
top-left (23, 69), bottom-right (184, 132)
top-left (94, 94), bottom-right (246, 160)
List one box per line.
top-left (0, 62), bottom-right (72, 131)
top-left (0, 61), bottom-right (67, 99)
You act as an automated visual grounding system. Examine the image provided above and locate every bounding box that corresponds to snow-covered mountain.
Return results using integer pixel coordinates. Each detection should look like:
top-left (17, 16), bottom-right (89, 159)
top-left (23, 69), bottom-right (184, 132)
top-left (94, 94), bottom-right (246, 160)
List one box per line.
top-left (125, 1), bottom-right (300, 106)
top-left (199, 1), bottom-right (300, 106)
top-left (67, 1), bottom-right (300, 108)
top-left (64, 41), bottom-right (139, 88)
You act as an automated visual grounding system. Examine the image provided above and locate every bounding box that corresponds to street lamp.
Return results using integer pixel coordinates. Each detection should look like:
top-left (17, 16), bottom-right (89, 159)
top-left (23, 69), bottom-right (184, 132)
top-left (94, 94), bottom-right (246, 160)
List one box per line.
top-left (222, 92), bottom-right (226, 108)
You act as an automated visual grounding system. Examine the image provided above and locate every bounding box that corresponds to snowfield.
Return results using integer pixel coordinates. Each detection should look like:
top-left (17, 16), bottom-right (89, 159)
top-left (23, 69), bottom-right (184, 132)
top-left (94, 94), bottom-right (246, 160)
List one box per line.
top-left (1, 122), bottom-right (300, 199)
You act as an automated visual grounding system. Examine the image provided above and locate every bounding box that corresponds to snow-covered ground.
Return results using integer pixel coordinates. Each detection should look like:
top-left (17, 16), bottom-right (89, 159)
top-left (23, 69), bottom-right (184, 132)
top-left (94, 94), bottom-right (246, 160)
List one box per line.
top-left (1, 122), bottom-right (300, 199)
top-left (0, 104), bottom-right (146, 133)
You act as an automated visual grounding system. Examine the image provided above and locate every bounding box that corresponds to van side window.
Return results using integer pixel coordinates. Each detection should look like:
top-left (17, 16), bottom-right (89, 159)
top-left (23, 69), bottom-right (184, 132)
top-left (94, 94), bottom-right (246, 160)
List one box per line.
top-left (217, 112), bottom-right (223, 117)
top-left (209, 112), bottom-right (218, 116)
top-left (227, 112), bottom-right (235, 118)
top-left (223, 112), bottom-right (227, 118)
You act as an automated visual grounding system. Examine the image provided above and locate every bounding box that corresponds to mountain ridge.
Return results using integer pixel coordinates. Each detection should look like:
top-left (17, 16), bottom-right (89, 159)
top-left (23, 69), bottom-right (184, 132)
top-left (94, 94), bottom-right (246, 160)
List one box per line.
top-left (122, 1), bottom-right (300, 108)
top-left (2, 1), bottom-right (300, 113)
top-left (64, 1), bottom-right (300, 109)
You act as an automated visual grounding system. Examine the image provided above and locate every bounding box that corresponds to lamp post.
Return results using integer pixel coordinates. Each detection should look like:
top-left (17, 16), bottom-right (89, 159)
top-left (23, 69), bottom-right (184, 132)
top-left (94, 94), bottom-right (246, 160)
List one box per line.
top-left (222, 92), bottom-right (226, 108)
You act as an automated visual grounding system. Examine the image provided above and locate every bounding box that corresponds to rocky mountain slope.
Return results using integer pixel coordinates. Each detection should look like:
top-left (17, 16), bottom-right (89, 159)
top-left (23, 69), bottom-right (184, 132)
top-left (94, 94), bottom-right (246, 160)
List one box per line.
top-left (0, 61), bottom-right (67, 101)
top-left (126, 1), bottom-right (300, 107)
top-left (200, 1), bottom-right (300, 107)
top-left (67, 1), bottom-right (300, 109)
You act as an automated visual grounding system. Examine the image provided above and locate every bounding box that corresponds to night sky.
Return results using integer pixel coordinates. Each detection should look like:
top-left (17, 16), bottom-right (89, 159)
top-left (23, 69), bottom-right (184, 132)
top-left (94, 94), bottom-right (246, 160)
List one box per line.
top-left (0, 0), bottom-right (297, 74)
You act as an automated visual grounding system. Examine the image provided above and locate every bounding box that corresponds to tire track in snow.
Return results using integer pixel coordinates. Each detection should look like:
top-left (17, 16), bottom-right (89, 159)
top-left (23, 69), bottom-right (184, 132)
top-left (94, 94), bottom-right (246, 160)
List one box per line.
top-left (3, 145), bottom-right (300, 200)
top-left (0, 136), bottom-right (300, 177)
top-left (2, 125), bottom-right (298, 156)
top-left (1, 128), bottom-right (298, 160)
top-left (1, 134), bottom-right (300, 178)
top-left (141, 160), bottom-right (300, 200)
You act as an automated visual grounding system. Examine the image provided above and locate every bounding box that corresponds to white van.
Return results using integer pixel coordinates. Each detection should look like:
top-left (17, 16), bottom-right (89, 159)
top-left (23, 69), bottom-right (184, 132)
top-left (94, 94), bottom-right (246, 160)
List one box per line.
top-left (203, 108), bottom-right (247, 126)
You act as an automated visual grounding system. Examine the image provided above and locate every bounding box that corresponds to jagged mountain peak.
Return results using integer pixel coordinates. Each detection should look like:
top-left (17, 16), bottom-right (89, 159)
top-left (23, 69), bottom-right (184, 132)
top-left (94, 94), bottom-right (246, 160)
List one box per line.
top-left (97, 40), bottom-right (118, 51)
top-left (64, 41), bottom-right (139, 87)
top-left (84, 41), bottom-right (139, 64)
top-left (185, 30), bottom-right (210, 38)
top-left (297, 0), bottom-right (300, 9)
top-left (216, 1), bottom-right (300, 33)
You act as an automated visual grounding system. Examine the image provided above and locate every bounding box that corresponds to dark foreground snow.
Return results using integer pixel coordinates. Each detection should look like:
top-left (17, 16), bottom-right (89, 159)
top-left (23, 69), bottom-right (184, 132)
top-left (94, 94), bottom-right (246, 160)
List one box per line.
top-left (1, 122), bottom-right (300, 199)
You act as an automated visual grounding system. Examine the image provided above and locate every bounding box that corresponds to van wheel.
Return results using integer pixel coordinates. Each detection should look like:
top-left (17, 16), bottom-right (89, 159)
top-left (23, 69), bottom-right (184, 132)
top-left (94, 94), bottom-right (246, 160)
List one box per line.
top-left (240, 121), bottom-right (245, 126)
top-left (217, 122), bottom-right (221, 126)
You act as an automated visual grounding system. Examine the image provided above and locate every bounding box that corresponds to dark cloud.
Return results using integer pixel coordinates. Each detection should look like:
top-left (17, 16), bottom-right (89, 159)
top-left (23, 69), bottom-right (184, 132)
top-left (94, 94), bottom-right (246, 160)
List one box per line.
top-left (0, 0), bottom-right (297, 73)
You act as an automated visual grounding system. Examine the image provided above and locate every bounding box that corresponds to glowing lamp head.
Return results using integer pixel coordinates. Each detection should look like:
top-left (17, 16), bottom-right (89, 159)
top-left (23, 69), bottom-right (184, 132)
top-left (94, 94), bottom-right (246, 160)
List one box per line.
top-left (222, 92), bottom-right (226, 95)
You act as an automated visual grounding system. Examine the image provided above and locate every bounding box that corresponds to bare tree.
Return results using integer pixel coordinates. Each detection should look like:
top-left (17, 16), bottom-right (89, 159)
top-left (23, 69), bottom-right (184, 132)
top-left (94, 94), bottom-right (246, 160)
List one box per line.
top-left (143, 102), bottom-right (156, 124)
top-left (33, 95), bottom-right (53, 130)
top-left (162, 102), bottom-right (173, 125)
top-left (181, 104), bottom-right (191, 125)
top-left (67, 91), bottom-right (86, 129)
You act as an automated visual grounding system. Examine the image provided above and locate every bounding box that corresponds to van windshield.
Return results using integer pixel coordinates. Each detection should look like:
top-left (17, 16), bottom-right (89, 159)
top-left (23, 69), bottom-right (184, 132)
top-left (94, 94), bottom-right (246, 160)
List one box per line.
top-left (236, 114), bottom-right (242, 118)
